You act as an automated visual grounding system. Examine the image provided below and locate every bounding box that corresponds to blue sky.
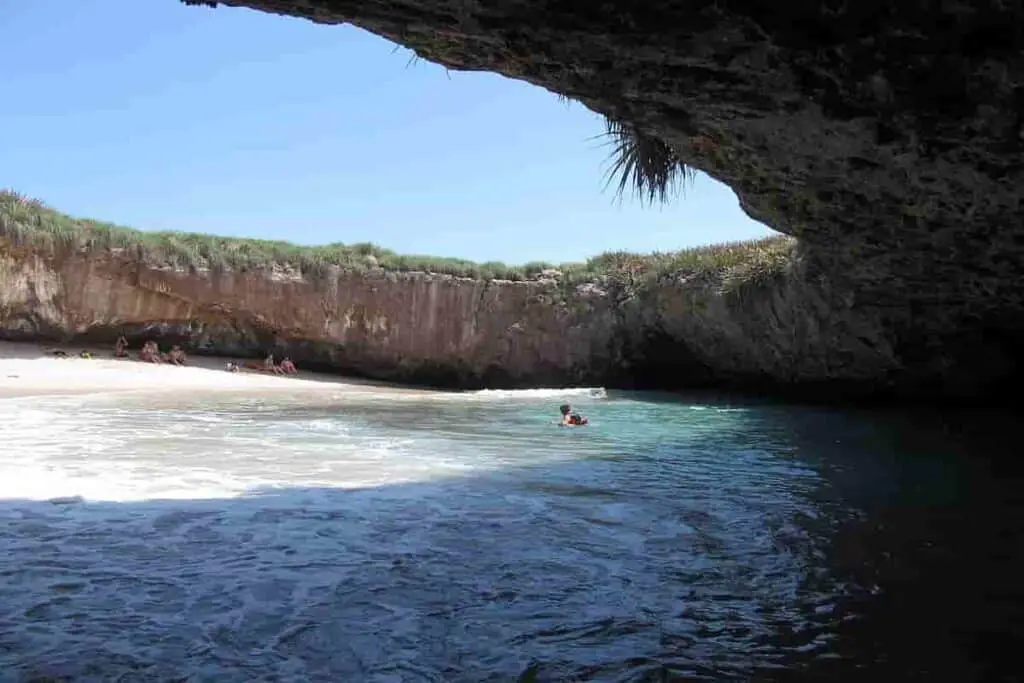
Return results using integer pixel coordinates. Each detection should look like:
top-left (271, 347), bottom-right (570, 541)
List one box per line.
top-left (0, 0), bottom-right (774, 264)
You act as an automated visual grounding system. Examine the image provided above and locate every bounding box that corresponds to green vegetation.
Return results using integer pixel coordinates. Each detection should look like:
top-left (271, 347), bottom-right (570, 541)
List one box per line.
top-left (0, 189), bottom-right (794, 290)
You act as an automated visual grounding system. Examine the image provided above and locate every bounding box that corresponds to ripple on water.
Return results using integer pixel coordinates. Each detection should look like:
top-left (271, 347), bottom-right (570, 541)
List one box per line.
top-left (0, 391), bottom-right (1021, 681)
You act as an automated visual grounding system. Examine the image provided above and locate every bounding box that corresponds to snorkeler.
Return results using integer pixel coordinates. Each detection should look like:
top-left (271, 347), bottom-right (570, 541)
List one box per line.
top-left (559, 403), bottom-right (589, 426)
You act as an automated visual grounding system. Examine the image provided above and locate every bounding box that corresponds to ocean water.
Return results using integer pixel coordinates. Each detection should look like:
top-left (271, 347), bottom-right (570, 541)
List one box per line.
top-left (0, 386), bottom-right (1021, 682)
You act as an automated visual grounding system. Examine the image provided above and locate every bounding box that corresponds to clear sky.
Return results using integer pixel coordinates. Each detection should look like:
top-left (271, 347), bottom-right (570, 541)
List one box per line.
top-left (0, 0), bottom-right (775, 264)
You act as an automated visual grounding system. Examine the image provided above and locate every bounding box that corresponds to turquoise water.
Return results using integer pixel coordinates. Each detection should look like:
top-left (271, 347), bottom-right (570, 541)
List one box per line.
top-left (0, 387), bottom-right (1021, 681)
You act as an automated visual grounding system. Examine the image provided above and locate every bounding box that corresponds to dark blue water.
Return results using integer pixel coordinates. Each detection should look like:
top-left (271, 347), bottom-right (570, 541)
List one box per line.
top-left (0, 388), bottom-right (1021, 681)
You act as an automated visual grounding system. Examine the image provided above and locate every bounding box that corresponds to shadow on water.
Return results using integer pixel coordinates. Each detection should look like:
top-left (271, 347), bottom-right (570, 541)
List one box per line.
top-left (1, 399), bottom-right (1023, 682)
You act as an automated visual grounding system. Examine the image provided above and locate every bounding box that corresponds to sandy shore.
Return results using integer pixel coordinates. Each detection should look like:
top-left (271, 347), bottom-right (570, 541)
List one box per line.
top-left (0, 341), bottom-right (436, 399)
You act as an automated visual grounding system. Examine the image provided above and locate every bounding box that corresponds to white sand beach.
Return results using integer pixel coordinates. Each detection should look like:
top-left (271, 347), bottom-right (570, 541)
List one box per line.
top-left (0, 340), bottom-right (431, 399)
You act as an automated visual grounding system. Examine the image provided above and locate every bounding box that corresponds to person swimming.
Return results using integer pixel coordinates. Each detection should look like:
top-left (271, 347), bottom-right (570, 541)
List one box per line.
top-left (559, 403), bottom-right (588, 426)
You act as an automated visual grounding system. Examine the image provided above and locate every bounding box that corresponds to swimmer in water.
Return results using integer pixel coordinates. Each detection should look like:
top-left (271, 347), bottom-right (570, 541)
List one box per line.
top-left (559, 403), bottom-right (588, 426)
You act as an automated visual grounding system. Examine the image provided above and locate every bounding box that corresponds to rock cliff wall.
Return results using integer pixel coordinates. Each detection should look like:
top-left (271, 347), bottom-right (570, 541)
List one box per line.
top-left (3, 239), bottom-right (931, 399)
top-left (0, 244), bottom-right (605, 387)
top-left (169, 0), bottom-right (1024, 400)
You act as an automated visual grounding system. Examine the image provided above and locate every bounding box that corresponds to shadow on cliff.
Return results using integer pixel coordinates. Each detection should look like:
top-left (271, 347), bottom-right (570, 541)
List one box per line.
top-left (2, 409), bottom-right (1022, 683)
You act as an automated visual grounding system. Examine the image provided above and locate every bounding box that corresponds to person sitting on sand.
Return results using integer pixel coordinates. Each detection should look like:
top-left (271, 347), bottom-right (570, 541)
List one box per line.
top-left (559, 403), bottom-right (588, 426)
top-left (264, 353), bottom-right (284, 375)
top-left (279, 356), bottom-right (297, 374)
top-left (113, 336), bottom-right (129, 358)
top-left (225, 361), bottom-right (239, 373)
top-left (79, 350), bottom-right (93, 359)
top-left (139, 340), bottom-right (162, 364)
top-left (166, 345), bottom-right (187, 366)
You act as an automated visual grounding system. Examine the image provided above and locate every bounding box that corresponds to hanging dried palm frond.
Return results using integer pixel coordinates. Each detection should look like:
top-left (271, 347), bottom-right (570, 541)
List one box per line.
top-left (601, 118), bottom-right (695, 205)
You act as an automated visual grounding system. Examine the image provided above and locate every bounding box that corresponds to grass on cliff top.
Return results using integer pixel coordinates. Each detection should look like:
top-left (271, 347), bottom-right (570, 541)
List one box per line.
top-left (0, 189), bottom-right (794, 288)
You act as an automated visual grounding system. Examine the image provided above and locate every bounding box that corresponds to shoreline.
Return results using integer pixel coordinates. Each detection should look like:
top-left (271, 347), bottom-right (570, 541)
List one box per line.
top-left (0, 340), bottom-right (441, 400)
top-left (4, 341), bottom-right (1015, 412)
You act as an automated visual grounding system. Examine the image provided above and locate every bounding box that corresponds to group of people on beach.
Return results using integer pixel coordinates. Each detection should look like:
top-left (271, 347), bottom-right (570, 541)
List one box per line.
top-left (224, 353), bottom-right (297, 375)
top-left (108, 336), bottom-right (299, 375)
top-left (118, 338), bottom-right (187, 366)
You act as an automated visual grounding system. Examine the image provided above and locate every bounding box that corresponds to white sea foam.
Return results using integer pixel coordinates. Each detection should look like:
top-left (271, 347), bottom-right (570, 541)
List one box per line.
top-left (0, 386), bottom-right (523, 505)
top-left (464, 387), bottom-right (608, 401)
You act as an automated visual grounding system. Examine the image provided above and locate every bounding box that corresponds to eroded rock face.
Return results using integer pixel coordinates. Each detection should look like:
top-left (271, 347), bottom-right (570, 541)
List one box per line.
top-left (175, 0), bottom-right (1024, 398)
top-left (0, 249), bottom-right (609, 387)
top-left (2, 243), bottom-right (912, 397)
